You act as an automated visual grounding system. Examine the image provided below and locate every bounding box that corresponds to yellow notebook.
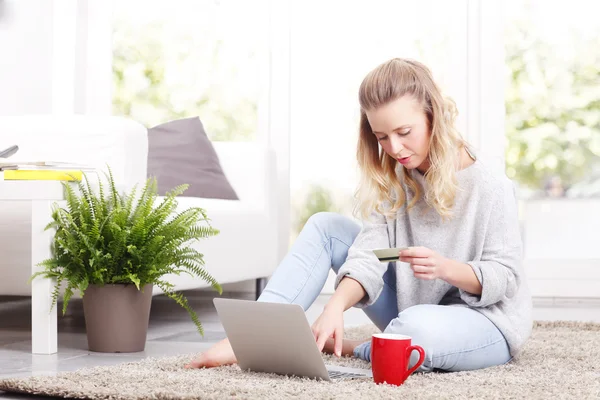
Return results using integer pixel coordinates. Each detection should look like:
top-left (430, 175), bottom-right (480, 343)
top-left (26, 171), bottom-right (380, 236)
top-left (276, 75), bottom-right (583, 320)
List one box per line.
top-left (2, 170), bottom-right (83, 181)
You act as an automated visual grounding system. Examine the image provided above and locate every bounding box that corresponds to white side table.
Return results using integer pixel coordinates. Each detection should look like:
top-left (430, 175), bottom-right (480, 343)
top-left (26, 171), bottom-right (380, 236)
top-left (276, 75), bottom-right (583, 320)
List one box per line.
top-left (0, 175), bottom-right (70, 354)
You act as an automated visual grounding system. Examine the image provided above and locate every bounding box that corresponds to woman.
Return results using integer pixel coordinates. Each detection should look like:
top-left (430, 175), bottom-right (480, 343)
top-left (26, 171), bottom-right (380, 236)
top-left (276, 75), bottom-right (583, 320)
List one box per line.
top-left (187, 58), bottom-right (532, 372)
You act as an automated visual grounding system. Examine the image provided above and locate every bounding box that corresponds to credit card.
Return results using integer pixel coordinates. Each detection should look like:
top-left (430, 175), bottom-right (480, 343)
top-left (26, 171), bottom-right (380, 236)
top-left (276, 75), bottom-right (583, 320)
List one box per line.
top-left (372, 247), bottom-right (409, 262)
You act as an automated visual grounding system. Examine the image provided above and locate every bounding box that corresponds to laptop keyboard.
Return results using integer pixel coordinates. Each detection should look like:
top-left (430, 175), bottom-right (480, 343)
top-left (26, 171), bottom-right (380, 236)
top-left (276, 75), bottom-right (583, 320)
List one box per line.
top-left (328, 370), bottom-right (367, 380)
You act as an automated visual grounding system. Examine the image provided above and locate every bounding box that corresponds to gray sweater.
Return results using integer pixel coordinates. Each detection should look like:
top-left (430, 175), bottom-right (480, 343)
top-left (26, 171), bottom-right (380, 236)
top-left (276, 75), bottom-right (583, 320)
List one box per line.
top-left (335, 157), bottom-right (533, 356)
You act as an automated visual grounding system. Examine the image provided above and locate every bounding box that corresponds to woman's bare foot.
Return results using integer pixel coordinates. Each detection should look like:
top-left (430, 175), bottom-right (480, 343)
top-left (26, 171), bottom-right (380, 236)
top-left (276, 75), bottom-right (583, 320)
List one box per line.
top-left (322, 337), bottom-right (369, 357)
top-left (185, 338), bottom-right (237, 369)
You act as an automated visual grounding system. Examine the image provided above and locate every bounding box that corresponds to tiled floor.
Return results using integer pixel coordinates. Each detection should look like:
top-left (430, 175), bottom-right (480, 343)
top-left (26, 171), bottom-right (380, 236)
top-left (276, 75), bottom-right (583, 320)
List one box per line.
top-left (0, 290), bottom-right (599, 399)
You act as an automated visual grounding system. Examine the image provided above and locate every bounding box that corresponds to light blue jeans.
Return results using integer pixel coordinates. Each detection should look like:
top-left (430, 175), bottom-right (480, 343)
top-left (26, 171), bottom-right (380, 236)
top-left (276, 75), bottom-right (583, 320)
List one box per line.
top-left (258, 212), bottom-right (511, 372)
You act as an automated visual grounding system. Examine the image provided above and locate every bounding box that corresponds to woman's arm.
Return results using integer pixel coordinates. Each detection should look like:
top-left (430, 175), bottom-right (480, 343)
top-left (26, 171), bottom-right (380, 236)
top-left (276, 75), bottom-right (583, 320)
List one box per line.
top-left (439, 258), bottom-right (482, 295)
top-left (325, 276), bottom-right (367, 312)
top-left (458, 181), bottom-right (523, 307)
top-left (334, 211), bottom-right (390, 307)
top-left (312, 277), bottom-right (367, 356)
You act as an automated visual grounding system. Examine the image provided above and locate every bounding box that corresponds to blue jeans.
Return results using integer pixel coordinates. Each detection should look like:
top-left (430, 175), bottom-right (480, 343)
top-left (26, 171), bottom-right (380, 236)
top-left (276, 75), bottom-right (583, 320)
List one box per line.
top-left (258, 212), bottom-right (511, 372)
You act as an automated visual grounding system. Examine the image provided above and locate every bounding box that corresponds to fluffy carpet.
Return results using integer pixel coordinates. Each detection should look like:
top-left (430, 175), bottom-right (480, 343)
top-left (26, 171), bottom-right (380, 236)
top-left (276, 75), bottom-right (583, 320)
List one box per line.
top-left (1, 321), bottom-right (599, 399)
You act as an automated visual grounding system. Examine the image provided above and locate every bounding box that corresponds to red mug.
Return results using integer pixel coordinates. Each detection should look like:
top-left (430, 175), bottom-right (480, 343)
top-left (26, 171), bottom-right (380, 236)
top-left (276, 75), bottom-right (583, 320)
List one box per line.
top-left (371, 333), bottom-right (425, 386)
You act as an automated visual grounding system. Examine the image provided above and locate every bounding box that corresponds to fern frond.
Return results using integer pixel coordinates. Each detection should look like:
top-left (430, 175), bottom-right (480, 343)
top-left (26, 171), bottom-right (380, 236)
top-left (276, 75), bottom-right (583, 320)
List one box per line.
top-left (156, 281), bottom-right (204, 336)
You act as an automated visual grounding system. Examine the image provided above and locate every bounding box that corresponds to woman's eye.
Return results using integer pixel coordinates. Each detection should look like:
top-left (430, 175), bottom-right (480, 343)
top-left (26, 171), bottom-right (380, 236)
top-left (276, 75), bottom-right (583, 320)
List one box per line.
top-left (377, 136), bottom-right (388, 141)
top-left (400, 130), bottom-right (411, 136)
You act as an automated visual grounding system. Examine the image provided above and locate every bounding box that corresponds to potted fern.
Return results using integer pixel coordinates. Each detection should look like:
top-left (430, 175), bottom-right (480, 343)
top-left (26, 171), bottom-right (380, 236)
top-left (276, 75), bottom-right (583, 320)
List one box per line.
top-left (31, 169), bottom-right (222, 353)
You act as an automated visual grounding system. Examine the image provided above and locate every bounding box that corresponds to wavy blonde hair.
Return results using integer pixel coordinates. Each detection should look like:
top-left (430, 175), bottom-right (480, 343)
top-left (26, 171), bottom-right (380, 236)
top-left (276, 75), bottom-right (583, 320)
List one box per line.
top-left (354, 58), bottom-right (468, 221)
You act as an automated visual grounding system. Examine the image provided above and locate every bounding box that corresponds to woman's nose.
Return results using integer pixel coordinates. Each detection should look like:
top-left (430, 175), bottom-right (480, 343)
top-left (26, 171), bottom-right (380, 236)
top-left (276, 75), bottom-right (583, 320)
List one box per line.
top-left (389, 136), bottom-right (405, 156)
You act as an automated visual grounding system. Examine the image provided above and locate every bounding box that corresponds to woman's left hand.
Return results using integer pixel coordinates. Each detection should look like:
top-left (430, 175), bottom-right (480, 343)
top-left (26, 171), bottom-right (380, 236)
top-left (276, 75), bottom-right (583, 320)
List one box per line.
top-left (399, 247), bottom-right (448, 281)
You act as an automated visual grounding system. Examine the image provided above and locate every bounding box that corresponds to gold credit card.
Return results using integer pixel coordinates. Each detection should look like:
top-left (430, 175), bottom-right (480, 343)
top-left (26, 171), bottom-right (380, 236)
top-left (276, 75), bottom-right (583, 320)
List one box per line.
top-left (372, 247), bottom-right (409, 262)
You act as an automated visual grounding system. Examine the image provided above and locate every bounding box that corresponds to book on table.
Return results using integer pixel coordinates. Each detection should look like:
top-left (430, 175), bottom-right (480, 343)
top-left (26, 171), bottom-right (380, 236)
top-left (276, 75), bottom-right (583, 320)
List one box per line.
top-left (0, 160), bottom-right (96, 181)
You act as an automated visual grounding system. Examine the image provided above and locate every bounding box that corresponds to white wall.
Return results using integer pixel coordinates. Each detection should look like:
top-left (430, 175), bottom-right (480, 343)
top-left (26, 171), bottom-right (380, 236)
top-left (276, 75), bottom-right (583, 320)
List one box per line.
top-left (523, 199), bottom-right (600, 298)
top-left (0, 0), bottom-right (54, 115)
top-left (0, 0), bottom-right (112, 117)
top-left (0, 0), bottom-right (114, 296)
top-left (0, 0), bottom-right (62, 296)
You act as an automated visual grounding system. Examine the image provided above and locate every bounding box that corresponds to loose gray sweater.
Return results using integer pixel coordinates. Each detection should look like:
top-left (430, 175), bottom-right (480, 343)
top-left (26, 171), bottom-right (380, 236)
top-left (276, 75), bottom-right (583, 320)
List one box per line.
top-left (335, 157), bottom-right (533, 356)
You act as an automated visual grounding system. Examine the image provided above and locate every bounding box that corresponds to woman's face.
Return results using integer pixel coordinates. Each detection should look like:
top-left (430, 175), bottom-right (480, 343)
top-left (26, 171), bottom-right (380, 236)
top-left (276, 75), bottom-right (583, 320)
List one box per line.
top-left (365, 95), bottom-right (431, 173)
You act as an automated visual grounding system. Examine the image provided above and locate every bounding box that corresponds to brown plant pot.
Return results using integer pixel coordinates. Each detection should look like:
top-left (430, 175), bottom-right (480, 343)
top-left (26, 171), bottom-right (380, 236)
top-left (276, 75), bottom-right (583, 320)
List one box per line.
top-left (82, 283), bottom-right (153, 353)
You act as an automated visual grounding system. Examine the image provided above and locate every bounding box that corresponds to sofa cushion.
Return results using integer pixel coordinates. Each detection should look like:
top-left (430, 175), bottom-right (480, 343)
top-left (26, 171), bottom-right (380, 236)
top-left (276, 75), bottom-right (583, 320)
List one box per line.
top-left (147, 117), bottom-right (238, 200)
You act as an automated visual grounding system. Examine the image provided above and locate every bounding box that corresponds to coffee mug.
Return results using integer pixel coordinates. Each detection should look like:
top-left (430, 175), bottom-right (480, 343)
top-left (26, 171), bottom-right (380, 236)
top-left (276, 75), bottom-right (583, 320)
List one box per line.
top-left (371, 333), bottom-right (425, 386)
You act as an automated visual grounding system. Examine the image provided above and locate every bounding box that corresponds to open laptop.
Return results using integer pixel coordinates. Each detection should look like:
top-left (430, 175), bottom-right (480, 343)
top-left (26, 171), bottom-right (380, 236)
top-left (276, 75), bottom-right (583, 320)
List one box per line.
top-left (213, 298), bottom-right (372, 381)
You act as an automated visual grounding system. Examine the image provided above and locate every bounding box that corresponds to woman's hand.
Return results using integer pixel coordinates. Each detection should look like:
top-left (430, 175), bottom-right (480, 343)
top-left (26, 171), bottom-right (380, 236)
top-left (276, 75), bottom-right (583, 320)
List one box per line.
top-left (399, 246), bottom-right (449, 281)
top-left (311, 304), bottom-right (345, 357)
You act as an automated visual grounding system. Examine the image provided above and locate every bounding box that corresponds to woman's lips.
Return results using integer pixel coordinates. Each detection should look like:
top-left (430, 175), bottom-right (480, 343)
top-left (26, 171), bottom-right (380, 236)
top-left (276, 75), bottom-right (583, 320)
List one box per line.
top-left (398, 156), bottom-right (411, 165)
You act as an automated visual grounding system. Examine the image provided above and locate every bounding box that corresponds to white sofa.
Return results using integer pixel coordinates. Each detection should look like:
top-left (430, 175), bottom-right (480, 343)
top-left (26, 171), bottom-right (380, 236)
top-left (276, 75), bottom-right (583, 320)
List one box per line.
top-left (0, 115), bottom-right (278, 298)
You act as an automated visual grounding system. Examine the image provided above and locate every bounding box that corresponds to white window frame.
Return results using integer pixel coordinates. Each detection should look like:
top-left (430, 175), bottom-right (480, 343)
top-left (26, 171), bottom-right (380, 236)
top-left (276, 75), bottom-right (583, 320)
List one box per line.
top-left (466, 0), bottom-right (506, 163)
top-left (50, 0), bottom-right (112, 115)
top-left (264, 0), bottom-right (292, 264)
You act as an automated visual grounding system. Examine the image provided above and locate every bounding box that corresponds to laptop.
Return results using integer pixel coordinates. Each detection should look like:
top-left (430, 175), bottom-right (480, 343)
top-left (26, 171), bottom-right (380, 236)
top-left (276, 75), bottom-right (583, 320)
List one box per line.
top-left (213, 298), bottom-right (373, 381)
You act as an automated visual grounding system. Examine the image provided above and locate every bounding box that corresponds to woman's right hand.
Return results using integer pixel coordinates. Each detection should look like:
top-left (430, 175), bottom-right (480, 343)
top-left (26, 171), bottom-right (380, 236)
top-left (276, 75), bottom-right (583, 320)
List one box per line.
top-left (311, 304), bottom-right (344, 357)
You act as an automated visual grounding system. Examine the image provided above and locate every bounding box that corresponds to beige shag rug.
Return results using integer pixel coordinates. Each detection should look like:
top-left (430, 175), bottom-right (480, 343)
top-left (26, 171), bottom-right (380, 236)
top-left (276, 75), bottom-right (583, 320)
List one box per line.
top-left (1, 321), bottom-right (599, 399)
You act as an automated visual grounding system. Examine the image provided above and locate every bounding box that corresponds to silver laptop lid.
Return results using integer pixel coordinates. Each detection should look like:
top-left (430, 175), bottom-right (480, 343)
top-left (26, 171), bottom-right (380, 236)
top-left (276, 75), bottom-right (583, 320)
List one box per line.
top-left (213, 298), bottom-right (331, 380)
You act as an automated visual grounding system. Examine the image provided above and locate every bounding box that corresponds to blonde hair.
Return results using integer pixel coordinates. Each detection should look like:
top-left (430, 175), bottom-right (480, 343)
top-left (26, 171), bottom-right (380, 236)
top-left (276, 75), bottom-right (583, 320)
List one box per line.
top-left (354, 58), bottom-right (468, 221)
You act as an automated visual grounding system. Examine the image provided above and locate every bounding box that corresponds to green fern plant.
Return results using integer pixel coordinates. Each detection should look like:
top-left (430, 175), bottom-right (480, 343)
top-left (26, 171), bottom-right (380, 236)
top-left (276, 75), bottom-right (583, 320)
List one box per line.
top-left (30, 168), bottom-right (222, 336)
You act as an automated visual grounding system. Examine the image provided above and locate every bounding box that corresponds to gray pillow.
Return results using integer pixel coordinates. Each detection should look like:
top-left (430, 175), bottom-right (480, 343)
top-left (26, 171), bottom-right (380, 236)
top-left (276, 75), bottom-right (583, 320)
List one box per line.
top-left (147, 117), bottom-right (239, 200)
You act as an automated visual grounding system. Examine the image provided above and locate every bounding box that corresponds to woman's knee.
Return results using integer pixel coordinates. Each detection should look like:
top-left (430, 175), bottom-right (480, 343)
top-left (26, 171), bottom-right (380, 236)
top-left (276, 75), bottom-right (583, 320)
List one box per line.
top-left (306, 212), bottom-right (346, 234)
top-left (305, 212), bottom-right (360, 242)
top-left (384, 305), bottom-right (438, 341)
top-left (304, 212), bottom-right (361, 275)
top-left (383, 305), bottom-right (438, 370)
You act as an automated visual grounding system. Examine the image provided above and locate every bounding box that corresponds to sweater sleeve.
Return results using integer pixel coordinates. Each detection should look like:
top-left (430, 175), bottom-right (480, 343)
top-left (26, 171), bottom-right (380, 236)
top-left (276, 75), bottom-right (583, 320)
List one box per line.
top-left (334, 210), bottom-right (390, 308)
top-left (460, 180), bottom-right (524, 308)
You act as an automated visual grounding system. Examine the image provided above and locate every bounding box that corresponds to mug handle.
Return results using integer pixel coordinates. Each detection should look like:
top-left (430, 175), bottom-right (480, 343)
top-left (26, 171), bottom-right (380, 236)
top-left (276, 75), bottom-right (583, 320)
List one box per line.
top-left (406, 345), bottom-right (425, 376)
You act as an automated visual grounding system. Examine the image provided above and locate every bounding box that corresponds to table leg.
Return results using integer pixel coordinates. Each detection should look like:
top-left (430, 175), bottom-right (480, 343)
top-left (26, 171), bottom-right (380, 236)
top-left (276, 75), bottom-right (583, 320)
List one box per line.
top-left (31, 200), bottom-right (57, 354)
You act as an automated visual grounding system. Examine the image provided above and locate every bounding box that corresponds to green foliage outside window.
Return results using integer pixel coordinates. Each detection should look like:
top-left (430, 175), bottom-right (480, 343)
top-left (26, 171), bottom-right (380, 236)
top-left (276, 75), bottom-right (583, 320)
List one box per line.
top-left (504, 18), bottom-right (600, 195)
top-left (112, 20), bottom-right (259, 141)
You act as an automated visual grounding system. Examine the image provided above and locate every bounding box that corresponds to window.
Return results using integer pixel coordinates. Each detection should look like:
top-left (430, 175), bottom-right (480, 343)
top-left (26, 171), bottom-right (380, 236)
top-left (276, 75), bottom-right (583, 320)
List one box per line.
top-left (504, 0), bottom-right (600, 298)
top-left (111, 0), bottom-right (269, 141)
top-left (504, 0), bottom-right (600, 198)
